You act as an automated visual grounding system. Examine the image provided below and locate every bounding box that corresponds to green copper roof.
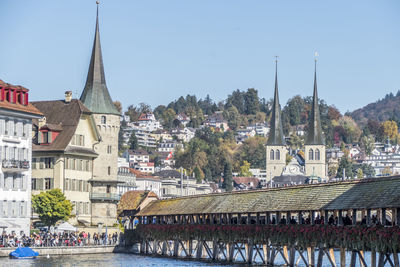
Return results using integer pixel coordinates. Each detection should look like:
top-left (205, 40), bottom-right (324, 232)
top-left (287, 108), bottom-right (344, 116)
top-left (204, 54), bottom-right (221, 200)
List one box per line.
top-left (305, 61), bottom-right (325, 145)
top-left (80, 5), bottom-right (119, 116)
top-left (267, 60), bottom-right (286, 146)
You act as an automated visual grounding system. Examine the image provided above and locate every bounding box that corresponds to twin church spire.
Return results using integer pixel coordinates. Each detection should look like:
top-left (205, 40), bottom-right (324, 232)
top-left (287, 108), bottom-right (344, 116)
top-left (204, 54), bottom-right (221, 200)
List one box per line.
top-left (267, 59), bottom-right (324, 146)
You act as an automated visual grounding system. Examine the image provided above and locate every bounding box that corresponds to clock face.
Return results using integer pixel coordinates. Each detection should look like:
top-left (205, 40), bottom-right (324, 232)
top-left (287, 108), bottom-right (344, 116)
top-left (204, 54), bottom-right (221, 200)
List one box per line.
top-left (289, 165), bottom-right (298, 174)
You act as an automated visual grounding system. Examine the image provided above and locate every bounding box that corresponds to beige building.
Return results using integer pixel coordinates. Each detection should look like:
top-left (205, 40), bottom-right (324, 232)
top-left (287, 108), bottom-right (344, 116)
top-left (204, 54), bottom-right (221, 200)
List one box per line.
top-left (32, 95), bottom-right (101, 226)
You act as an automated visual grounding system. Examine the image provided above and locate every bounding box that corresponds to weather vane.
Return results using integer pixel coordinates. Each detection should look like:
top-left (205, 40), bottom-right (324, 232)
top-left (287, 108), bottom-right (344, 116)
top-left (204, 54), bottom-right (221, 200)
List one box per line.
top-left (274, 55), bottom-right (279, 63)
top-left (314, 51), bottom-right (319, 61)
top-left (96, 1), bottom-right (100, 5)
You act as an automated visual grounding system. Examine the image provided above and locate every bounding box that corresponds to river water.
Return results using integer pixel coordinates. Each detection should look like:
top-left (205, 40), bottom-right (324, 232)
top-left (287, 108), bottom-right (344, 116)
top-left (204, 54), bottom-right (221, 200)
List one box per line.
top-left (0, 252), bottom-right (396, 266)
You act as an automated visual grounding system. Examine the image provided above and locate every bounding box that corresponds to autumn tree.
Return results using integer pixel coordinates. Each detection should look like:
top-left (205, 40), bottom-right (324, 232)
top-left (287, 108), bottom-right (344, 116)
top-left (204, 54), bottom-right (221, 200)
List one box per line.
top-left (223, 161), bottom-right (233, 192)
top-left (381, 120), bottom-right (400, 144)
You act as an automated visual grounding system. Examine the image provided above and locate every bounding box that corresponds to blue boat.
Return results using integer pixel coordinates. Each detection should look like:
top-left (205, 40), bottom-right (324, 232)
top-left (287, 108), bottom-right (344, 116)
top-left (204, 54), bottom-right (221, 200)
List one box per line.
top-left (9, 247), bottom-right (39, 259)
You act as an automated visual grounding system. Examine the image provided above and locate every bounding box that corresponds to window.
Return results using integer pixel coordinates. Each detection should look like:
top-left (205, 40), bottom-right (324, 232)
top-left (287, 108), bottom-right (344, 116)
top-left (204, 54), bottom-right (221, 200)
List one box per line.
top-left (64, 178), bottom-right (69, 191)
top-left (276, 149), bottom-right (280, 160)
top-left (101, 116), bottom-right (106, 124)
top-left (12, 175), bottom-right (18, 190)
top-left (107, 145), bottom-right (112, 154)
top-left (44, 178), bottom-right (53, 190)
top-left (315, 149), bottom-right (320, 161)
top-left (108, 166), bottom-right (111, 175)
top-left (106, 185), bottom-right (111, 193)
top-left (44, 157), bottom-right (54, 168)
top-left (270, 149), bottom-right (274, 160)
top-left (309, 149), bottom-right (314, 160)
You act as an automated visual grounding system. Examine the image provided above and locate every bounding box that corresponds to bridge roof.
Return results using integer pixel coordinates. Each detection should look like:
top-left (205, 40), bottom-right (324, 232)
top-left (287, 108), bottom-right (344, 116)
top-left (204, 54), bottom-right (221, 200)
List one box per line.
top-left (137, 176), bottom-right (400, 216)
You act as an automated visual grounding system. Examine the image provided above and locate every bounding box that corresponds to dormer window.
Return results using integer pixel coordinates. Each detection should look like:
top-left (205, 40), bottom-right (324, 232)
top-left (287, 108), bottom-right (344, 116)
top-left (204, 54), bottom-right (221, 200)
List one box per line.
top-left (38, 131), bottom-right (52, 144)
top-left (101, 116), bottom-right (106, 124)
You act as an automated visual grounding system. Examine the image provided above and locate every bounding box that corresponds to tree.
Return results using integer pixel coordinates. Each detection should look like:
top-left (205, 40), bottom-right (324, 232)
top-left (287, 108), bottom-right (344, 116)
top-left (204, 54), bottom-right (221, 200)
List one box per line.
top-left (239, 160), bottom-right (252, 177)
top-left (381, 120), bottom-right (399, 143)
top-left (223, 161), bottom-right (233, 192)
top-left (113, 101), bottom-right (122, 114)
top-left (129, 131), bottom-right (138, 150)
top-left (32, 189), bottom-right (73, 227)
top-left (336, 157), bottom-right (353, 179)
top-left (356, 168), bottom-right (364, 179)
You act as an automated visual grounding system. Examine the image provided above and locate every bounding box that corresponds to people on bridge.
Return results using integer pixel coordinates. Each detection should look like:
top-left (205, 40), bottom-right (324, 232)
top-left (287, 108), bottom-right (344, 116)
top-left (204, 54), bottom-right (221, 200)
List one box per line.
top-left (279, 216), bottom-right (287, 225)
top-left (343, 214), bottom-right (352, 226)
top-left (290, 216), bottom-right (297, 224)
top-left (328, 215), bottom-right (335, 225)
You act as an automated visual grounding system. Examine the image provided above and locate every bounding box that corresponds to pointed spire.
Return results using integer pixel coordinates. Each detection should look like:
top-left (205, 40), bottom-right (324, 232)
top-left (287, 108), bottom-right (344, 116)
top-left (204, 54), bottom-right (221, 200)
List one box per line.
top-left (305, 59), bottom-right (325, 145)
top-left (80, 2), bottom-right (119, 115)
top-left (267, 58), bottom-right (286, 145)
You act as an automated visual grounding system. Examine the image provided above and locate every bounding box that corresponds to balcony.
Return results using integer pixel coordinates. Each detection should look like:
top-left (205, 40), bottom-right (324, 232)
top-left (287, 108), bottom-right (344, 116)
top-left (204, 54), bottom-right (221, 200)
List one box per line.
top-left (89, 193), bottom-right (120, 202)
top-left (2, 160), bottom-right (30, 171)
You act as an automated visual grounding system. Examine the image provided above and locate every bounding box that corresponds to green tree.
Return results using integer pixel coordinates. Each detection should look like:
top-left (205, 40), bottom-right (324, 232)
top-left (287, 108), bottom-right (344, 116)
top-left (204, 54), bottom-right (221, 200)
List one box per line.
top-left (32, 189), bottom-right (73, 227)
top-left (223, 161), bottom-right (233, 192)
top-left (336, 156), bottom-right (353, 179)
top-left (129, 131), bottom-right (138, 150)
top-left (239, 160), bottom-right (252, 177)
top-left (356, 168), bottom-right (364, 179)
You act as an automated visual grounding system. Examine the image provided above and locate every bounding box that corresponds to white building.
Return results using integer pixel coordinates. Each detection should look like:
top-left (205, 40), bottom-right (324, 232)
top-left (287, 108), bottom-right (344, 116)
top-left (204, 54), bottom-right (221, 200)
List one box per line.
top-left (136, 113), bottom-right (162, 132)
top-left (117, 167), bottom-right (137, 196)
top-left (363, 154), bottom-right (400, 176)
top-left (0, 80), bottom-right (42, 235)
top-left (133, 169), bottom-right (162, 197)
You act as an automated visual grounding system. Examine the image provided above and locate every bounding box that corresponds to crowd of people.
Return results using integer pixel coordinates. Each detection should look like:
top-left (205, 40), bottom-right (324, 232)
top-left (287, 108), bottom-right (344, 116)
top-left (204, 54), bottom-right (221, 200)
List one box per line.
top-left (0, 231), bottom-right (120, 248)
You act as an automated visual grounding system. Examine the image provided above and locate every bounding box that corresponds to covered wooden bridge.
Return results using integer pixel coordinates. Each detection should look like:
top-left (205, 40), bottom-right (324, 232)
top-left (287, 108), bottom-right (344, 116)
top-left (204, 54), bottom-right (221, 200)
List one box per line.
top-left (128, 176), bottom-right (400, 267)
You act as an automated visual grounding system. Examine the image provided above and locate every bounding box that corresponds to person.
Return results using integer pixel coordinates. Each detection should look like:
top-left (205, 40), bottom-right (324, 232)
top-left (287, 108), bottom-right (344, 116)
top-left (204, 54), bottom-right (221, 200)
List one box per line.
top-left (328, 215), bottom-right (335, 225)
top-left (361, 216), bottom-right (367, 225)
top-left (280, 215), bottom-right (287, 225)
top-left (290, 216), bottom-right (297, 224)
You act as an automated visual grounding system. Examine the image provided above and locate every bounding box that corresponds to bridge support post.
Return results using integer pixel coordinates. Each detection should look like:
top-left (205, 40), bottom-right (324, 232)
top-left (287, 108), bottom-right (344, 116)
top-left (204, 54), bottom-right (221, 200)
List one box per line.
top-left (393, 253), bottom-right (400, 267)
top-left (317, 246), bottom-right (324, 267)
top-left (161, 241), bottom-right (167, 255)
top-left (381, 208), bottom-right (386, 225)
top-left (289, 246), bottom-right (295, 267)
top-left (350, 251), bottom-right (357, 267)
top-left (173, 239), bottom-right (179, 257)
top-left (212, 240), bottom-right (218, 260)
top-left (340, 247), bottom-right (346, 267)
top-left (227, 242), bottom-right (234, 262)
top-left (262, 243), bottom-right (270, 264)
top-left (367, 209), bottom-right (372, 226)
top-left (246, 240), bottom-right (253, 264)
top-left (396, 208), bottom-right (400, 226)
top-left (352, 209), bottom-right (357, 225)
top-left (195, 240), bottom-right (203, 259)
top-left (370, 250), bottom-right (376, 267)
top-left (307, 247), bottom-right (315, 267)
top-left (338, 210), bottom-right (343, 226)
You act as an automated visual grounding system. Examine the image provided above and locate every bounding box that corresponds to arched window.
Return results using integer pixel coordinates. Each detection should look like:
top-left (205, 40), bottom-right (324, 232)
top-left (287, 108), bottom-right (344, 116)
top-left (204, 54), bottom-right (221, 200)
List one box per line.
top-left (276, 149), bottom-right (280, 160)
top-left (315, 149), bottom-right (320, 161)
top-left (309, 149), bottom-right (314, 160)
top-left (270, 149), bottom-right (274, 160)
top-left (101, 116), bottom-right (106, 124)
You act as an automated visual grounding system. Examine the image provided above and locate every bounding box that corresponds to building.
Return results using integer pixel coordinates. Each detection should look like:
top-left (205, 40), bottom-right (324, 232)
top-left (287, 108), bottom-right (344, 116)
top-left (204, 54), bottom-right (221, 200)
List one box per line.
top-left (133, 161), bottom-right (154, 174)
top-left (0, 80), bottom-right (42, 235)
top-left (117, 167), bottom-right (137, 196)
top-left (153, 170), bottom-right (213, 198)
top-left (265, 61), bottom-right (287, 182)
top-left (132, 169), bottom-right (162, 197)
top-left (125, 149), bottom-right (150, 165)
top-left (79, 5), bottom-right (121, 226)
top-left (157, 140), bottom-right (179, 153)
top-left (136, 113), bottom-right (162, 132)
top-left (304, 61), bottom-right (327, 180)
top-left (31, 94), bottom-right (101, 227)
top-left (204, 112), bottom-right (229, 132)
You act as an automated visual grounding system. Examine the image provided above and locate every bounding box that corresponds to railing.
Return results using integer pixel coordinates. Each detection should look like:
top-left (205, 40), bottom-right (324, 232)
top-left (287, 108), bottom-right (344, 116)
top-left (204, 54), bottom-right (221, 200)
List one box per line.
top-left (2, 159), bottom-right (30, 170)
top-left (89, 193), bottom-right (120, 201)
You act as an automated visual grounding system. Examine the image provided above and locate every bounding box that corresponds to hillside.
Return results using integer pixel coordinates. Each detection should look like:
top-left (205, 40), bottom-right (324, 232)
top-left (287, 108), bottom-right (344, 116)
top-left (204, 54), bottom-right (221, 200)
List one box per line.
top-left (349, 91), bottom-right (400, 126)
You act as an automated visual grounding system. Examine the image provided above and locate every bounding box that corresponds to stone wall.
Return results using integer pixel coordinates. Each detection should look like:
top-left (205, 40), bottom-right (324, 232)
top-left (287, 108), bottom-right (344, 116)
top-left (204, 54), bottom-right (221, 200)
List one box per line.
top-left (0, 245), bottom-right (116, 257)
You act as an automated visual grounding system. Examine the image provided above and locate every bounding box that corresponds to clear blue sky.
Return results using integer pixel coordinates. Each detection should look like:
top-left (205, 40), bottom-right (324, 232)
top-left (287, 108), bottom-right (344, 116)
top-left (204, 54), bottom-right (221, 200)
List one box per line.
top-left (1, 1), bottom-right (399, 113)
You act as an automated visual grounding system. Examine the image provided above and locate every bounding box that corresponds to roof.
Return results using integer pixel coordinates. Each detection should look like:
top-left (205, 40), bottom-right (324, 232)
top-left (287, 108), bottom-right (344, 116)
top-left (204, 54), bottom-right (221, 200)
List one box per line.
top-left (305, 61), bottom-right (325, 145)
top-left (31, 99), bottom-right (98, 153)
top-left (153, 170), bottom-right (181, 179)
top-left (267, 61), bottom-right (285, 146)
top-left (79, 6), bottom-right (119, 116)
top-left (0, 80), bottom-right (43, 117)
top-left (137, 176), bottom-right (400, 216)
top-left (131, 169), bottom-right (159, 179)
top-left (118, 190), bottom-right (158, 214)
top-left (233, 177), bottom-right (260, 189)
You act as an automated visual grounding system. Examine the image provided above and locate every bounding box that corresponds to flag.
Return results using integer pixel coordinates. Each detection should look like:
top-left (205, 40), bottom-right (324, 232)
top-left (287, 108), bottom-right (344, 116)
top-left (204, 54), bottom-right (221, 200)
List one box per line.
top-left (166, 151), bottom-right (173, 160)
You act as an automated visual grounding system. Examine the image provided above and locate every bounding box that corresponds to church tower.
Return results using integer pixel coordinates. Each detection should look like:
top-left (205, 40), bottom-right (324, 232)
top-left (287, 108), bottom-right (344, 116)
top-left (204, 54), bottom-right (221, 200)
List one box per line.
top-left (80, 3), bottom-right (121, 226)
top-left (304, 60), bottom-right (326, 180)
top-left (266, 59), bottom-right (287, 182)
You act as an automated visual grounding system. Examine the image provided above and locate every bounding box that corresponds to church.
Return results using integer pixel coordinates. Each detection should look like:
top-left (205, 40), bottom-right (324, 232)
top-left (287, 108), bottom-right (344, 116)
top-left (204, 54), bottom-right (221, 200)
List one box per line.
top-left (265, 60), bottom-right (327, 185)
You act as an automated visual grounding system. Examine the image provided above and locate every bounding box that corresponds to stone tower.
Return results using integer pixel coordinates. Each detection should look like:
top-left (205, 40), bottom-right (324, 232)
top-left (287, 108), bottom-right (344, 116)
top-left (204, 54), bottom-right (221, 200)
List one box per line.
top-left (304, 60), bottom-right (326, 180)
top-left (80, 3), bottom-right (121, 226)
top-left (266, 60), bottom-right (287, 182)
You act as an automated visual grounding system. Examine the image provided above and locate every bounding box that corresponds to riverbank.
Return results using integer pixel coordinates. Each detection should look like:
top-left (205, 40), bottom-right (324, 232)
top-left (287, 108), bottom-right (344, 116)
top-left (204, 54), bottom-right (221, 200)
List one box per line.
top-left (0, 245), bottom-right (116, 257)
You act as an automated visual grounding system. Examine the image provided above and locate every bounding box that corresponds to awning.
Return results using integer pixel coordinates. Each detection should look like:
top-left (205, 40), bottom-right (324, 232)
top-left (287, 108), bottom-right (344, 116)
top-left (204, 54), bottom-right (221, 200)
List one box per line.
top-left (56, 222), bottom-right (77, 232)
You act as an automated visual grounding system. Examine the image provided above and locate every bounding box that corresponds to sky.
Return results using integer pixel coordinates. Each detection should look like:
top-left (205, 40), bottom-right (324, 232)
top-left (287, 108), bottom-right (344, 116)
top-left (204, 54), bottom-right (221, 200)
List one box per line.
top-left (0, 1), bottom-right (399, 114)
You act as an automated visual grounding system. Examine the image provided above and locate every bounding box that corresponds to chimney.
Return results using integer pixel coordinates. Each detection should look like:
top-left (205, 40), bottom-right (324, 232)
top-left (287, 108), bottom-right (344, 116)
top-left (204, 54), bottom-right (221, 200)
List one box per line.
top-left (65, 91), bottom-right (72, 103)
top-left (38, 116), bottom-right (46, 129)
